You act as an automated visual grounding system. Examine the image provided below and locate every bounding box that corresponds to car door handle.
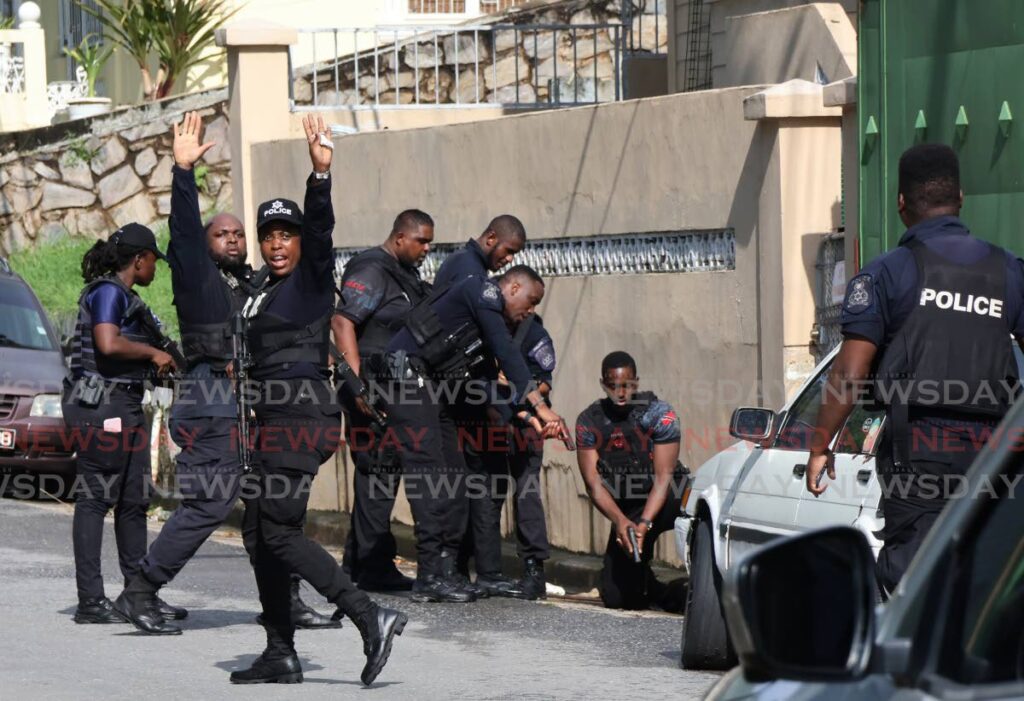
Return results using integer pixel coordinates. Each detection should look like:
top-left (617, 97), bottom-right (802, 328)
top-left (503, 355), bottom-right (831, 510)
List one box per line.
top-left (857, 469), bottom-right (873, 484)
top-left (793, 464), bottom-right (807, 478)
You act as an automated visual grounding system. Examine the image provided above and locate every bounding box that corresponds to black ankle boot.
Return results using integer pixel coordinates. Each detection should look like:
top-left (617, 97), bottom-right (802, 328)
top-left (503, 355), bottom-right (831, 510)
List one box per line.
top-left (231, 624), bottom-right (302, 684)
top-left (74, 596), bottom-right (128, 624)
top-left (505, 558), bottom-right (547, 600)
top-left (229, 654), bottom-right (303, 684)
top-left (290, 577), bottom-right (341, 629)
top-left (350, 603), bottom-right (408, 686)
top-left (114, 576), bottom-right (182, 635)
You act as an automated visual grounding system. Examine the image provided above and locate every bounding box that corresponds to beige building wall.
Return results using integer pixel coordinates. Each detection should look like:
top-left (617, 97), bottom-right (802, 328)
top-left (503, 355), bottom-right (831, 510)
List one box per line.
top-left (669, 0), bottom-right (857, 93)
top-left (246, 85), bottom-right (842, 562)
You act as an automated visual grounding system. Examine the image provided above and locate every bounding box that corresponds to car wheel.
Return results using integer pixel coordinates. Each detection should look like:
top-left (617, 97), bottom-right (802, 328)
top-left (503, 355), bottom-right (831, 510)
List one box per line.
top-left (680, 517), bottom-right (737, 670)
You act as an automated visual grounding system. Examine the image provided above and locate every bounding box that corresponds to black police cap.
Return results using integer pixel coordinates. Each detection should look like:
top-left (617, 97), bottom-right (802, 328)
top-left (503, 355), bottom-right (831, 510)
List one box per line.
top-left (256, 198), bottom-right (304, 232)
top-left (110, 222), bottom-right (165, 260)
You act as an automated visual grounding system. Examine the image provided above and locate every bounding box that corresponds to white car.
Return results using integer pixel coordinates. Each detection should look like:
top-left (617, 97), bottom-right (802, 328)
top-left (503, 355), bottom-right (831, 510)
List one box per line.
top-left (676, 342), bottom-right (1024, 671)
top-left (676, 346), bottom-right (888, 670)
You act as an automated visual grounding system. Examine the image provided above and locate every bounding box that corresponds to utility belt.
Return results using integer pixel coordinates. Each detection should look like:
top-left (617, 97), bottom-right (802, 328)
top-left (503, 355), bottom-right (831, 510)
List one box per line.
top-left (66, 374), bottom-right (146, 408)
top-left (375, 324), bottom-right (486, 383)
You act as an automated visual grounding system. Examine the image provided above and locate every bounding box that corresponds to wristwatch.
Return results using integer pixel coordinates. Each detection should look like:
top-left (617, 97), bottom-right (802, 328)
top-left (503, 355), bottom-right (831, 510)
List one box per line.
top-left (312, 170), bottom-right (330, 180)
top-left (637, 518), bottom-right (654, 530)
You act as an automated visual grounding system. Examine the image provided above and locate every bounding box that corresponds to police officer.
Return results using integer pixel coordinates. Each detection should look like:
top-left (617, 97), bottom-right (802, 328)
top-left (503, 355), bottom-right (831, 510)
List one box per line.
top-left (62, 223), bottom-right (177, 625)
top-left (807, 144), bottom-right (1024, 595)
top-left (231, 114), bottom-right (405, 687)
top-left (433, 215), bottom-right (528, 596)
top-left (331, 209), bottom-right (433, 591)
top-left (385, 265), bottom-right (568, 602)
top-left (575, 351), bottom-right (688, 610)
top-left (114, 112), bottom-right (334, 635)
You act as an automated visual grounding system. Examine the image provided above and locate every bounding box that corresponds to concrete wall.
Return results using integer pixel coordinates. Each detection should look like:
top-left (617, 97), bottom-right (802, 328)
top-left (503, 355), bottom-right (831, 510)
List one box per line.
top-left (669, 0), bottom-right (857, 94)
top-left (246, 86), bottom-right (845, 563)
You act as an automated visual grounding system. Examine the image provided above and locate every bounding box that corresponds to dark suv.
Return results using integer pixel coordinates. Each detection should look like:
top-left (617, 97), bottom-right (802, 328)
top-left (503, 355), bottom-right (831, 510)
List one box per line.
top-left (0, 257), bottom-right (75, 497)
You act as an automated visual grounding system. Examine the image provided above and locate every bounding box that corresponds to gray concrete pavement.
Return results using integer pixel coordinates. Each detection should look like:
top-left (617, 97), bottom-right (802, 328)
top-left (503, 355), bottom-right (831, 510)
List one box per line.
top-left (0, 498), bottom-right (720, 700)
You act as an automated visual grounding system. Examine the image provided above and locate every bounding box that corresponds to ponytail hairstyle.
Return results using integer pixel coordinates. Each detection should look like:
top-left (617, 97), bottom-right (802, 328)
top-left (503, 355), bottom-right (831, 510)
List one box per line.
top-left (80, 239), bottom-right (145, 283)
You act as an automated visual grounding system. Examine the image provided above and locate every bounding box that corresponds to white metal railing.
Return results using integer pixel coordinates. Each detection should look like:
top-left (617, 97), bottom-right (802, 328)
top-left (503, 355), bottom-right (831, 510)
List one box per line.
top-left (621, 0), bottom-right (666, 55)
top-left (402, 0), bottom-right (528, 17)
top-left (0, 49), bottom-right (25, 93)
top-left (291, 22), bottom-right (623, 111)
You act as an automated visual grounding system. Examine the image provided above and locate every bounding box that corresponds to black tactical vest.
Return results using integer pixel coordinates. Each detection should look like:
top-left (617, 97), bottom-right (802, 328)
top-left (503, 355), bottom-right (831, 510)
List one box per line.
top-left (245, 278), bottom-right (332, 376)
top-left (347, 248), bottom-right (429, 358)
top-left (874, 239), bottom-right (1018, 419)
top-left (179, 267), bottom-right (259, 370)
top-left (583, 392), bottom-right (658, 497)
top-left (401, 285), bottom-right (484, 380)
top-left (69, 276), bottom-right (156, 382)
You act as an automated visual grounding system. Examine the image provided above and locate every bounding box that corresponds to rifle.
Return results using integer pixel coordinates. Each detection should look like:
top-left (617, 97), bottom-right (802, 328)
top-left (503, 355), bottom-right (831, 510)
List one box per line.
top-left (332, 353), bottom-right (387, 428)
top-left (231, 312), bottom-right (254, 474)
top-left (127, 296), bottom-right (187, 377)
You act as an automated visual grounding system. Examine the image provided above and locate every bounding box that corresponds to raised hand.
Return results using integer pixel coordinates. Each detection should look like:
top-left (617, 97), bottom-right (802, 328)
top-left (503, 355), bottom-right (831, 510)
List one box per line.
top-left (171, 111), bottom-right (215, 170)
top-left (302, 113), bottom-right (333, 174)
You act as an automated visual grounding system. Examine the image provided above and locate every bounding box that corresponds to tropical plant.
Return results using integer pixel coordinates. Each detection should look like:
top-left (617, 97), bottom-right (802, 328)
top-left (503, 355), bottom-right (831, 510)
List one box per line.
top-left (62, 34), bottom-right (115, 97)
top-left (0, 15), bottom-right (15, 29)
top-left (77, 0), bottom-right (241, 101)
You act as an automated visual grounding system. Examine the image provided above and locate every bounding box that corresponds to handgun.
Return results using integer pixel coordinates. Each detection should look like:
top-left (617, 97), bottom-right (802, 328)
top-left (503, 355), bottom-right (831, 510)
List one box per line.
top-left (627, 526), bottom-right (641, 563)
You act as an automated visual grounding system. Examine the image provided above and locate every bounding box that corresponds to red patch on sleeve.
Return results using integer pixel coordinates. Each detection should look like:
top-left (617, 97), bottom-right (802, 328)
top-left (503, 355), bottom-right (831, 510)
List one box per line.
top-left (344, 280), bottom-right (366, 291)
top-left (661, 411), bottom-right (677, 426)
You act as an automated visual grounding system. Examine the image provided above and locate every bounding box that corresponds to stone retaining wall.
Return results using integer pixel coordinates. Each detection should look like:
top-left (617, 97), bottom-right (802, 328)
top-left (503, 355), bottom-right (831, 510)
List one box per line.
top-left (293, 0), bottom-right (667, 107)
top-left (0, 88), bottom-right (231, 255)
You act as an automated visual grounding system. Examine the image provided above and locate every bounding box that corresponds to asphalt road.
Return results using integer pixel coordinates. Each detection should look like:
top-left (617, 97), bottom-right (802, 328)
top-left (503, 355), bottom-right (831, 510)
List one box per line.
top-left (0, 498), bottom-right (721, 700)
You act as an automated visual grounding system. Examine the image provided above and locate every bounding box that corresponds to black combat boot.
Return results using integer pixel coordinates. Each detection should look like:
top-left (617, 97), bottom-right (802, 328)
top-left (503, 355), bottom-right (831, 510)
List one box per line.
top-left (440, 551), bottom-right (488, 599)
top-left (504, 557), bottom-right (547, 600)
top-left (290, 577), bottom-right (341, 629)
top-left (349, 603), bottom-right (408, 686)
top-left (357, 567), bottom-right (415, 593)
top-left (155, 596), bottom-right (189, 620)
top-left (114, 575), bottom-right (182, 635)
top-left (74, 596), bottom-right (128, 624)
top-left (410, 574), bottom-right (477, 603)
top-left (230, 623), bottom-right (303, 684)
top-left (475, 571), bottom-right (519, 597)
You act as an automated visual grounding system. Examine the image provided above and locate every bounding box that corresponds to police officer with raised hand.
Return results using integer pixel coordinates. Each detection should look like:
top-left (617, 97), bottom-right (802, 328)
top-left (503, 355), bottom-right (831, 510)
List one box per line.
top-left (230, 114), bottom-right (405, 687)
top-left (806, 144), bottom-right (1024, 595)
top-left (575, 352), bottom-right (687, 610)
top-left (62, 223), bottom-right (177, 625)
top-left (332, 209), bottom-right (433, 591)
top-left (114, 111), bottom-right (334, 635)
top-left (384, 264), bottom-right (568, 603)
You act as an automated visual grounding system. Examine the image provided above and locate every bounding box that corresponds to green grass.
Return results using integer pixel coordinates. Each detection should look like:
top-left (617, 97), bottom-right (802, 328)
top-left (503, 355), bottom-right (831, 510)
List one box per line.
top-left (8, 226), bottom-right (180, 341)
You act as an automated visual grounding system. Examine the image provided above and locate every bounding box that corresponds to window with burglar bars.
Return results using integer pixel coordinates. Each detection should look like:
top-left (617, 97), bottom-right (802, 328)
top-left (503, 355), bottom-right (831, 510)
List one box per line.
top-left (58, 0), bottom-right (103, 79)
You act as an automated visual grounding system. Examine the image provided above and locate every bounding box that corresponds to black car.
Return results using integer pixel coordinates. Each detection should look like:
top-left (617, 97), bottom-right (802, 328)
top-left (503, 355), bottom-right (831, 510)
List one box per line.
top-left (0, 257), bottom-right (75, 497)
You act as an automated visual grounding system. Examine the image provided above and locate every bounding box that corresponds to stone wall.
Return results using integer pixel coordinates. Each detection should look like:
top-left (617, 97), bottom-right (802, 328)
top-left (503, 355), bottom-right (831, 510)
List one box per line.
top-left (293, 0), bottom-right (667, 108)
top-left (0, 89), bottom-right (231, 256)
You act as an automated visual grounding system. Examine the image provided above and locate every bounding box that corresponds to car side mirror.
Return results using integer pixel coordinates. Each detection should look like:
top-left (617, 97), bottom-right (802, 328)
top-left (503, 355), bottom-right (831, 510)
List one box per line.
top-left (722, 526), bottom-right (876, 683)
top-left (729, 407), bottom-right (775, 442)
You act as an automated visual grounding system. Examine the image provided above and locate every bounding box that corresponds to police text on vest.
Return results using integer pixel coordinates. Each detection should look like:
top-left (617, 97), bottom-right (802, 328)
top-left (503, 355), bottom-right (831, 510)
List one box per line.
top-left (919, 288), bottom-right (1003, 318)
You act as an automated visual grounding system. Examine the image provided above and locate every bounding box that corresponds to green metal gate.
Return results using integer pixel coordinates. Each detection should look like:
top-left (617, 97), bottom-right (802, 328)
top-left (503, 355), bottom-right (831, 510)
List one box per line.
top-left (859, 0), bottom-right (1024, 263)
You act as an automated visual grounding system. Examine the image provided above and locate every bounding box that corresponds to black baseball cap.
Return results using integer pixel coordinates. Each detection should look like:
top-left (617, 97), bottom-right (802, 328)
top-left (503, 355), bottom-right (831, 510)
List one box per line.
top-left (110, 222), bottom-right (165, 260)
top-left (256, 198), bottom-right (304, 232)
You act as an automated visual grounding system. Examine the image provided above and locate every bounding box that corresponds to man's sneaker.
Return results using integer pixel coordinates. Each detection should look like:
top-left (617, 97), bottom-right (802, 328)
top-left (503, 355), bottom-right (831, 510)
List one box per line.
top-left (410, 575), bottom-right (477, 603)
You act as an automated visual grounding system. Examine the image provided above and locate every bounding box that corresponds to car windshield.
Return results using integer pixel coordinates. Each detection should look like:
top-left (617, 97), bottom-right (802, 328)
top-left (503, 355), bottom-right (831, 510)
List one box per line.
top-left (0, 279), bottom-right (58, 352)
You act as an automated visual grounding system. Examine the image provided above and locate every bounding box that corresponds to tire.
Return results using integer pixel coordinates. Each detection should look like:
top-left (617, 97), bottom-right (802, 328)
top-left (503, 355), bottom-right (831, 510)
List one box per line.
top-left (680, 518), bottom-right (737, 670)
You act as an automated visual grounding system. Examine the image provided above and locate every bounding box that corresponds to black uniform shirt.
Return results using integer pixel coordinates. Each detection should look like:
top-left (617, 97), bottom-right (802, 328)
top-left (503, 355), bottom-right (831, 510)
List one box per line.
top-left (167, 165), bottom-right (250, 418)
top-left (387, 276), bottom-right (534, 403)
top-left (245, 174), bottom-right (336, 380)
top-left (433, 238), bottom-right (489, 289)
top-left (336, 248), bottom-right (426, 357)
top-left (521, 316), bottom-right (556, 386)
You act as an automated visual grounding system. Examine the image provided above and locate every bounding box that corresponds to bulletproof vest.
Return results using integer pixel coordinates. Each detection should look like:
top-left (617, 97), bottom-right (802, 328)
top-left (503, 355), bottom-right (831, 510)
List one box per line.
top-left (403, 286), bottom-right (484, 379)
top-left (347, 248), bottom-right (429, 357)
top-left (245, 277), bottom-right (331, 375)
top-left (69, 276), bottom-right (156, 382)
top-left (584, 392), bottom-right (658, 492)
top-left (179, 266), bottom-right (259, 370)
top-left (874, 239), bottom-right (1018, 419)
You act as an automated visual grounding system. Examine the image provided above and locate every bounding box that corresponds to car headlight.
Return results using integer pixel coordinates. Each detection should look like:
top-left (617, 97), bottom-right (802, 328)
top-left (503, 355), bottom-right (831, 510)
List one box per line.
top-left (30, 394), bottom-right (63, 418)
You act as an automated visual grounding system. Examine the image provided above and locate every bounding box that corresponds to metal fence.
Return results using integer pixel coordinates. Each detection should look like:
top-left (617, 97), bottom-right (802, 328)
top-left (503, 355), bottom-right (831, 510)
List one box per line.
top-left (621, 0), bottom-right (665, 54)
top-left (334, 230), bottom-right (735, 283)
top-left (291, 22), bottom-right (624, 110)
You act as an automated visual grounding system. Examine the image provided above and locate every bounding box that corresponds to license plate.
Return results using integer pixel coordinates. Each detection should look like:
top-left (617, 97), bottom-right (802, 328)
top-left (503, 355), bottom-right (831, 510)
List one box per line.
top-left (0, 428), bottom-right (15, 451)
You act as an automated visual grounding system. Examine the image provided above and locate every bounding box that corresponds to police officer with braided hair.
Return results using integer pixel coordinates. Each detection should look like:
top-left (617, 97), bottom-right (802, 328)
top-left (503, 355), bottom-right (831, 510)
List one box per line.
top-left (230, 115), bottom-right (405, 687)
top-left (575, 351), bottom-right (688, 610)
top-left (62, 223), bottom-right (178, 625)
top-left (384, 264), bottom-right (569, 603)
top-left (807, 144), bottom-right (1024, 595)
top-left (332, 209), bottom-right (433, 591)
top-left (113, 111), bottom-right (334, 635)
